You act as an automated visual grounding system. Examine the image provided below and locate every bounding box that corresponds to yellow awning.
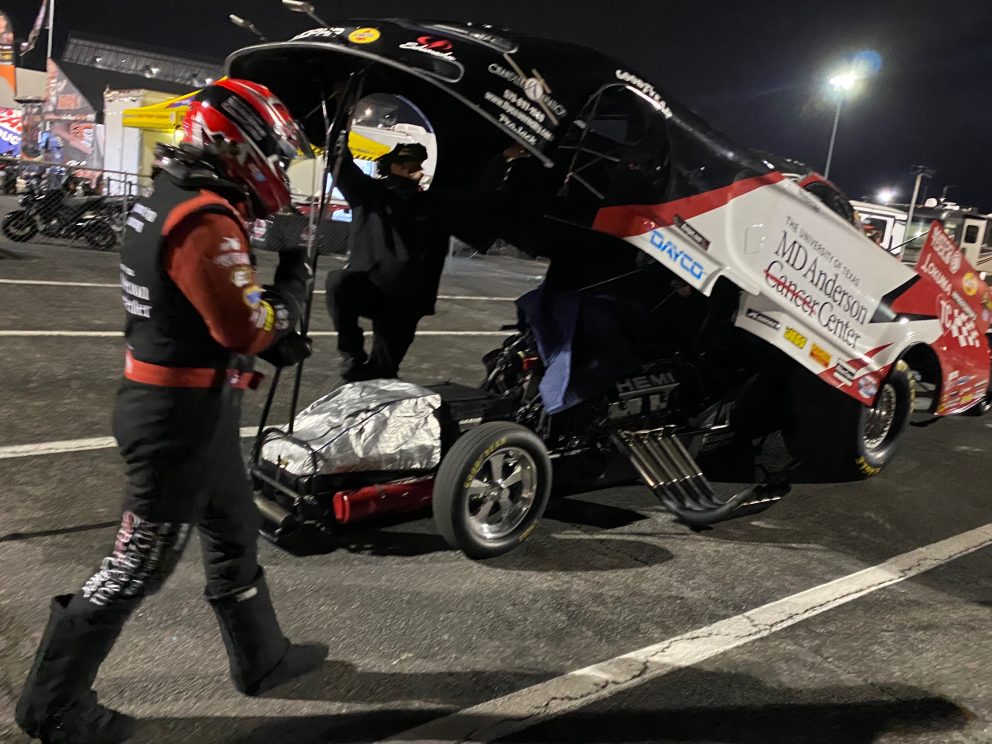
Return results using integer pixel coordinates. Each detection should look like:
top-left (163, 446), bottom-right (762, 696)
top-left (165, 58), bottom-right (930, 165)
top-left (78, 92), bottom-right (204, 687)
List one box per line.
top-left (347, 131), bottom-right (391, 161)
top-left (121, 88), bottom-right (203, 132)
top-left (122, 85), bottom-right (394, 162)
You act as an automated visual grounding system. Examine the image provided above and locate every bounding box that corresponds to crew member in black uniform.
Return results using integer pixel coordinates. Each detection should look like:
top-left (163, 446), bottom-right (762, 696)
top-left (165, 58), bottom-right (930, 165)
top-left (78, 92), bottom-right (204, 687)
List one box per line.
top-left (326, 139), bottom-right (528, 382)
top-left (15, 79), bottom-right (325, 744)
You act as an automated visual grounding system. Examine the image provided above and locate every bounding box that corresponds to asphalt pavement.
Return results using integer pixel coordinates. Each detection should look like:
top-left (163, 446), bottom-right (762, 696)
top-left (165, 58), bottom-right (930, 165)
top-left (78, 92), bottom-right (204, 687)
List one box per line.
top-left (1, 240), bottom-right (991, 744)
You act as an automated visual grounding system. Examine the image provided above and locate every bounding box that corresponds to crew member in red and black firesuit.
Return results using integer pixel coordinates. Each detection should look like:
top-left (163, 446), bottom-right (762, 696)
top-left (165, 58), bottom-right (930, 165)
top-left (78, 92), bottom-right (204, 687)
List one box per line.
top-left (15, 79), bottom-right (326, 744)
top-left (326, 138), bottom-right (529, 382)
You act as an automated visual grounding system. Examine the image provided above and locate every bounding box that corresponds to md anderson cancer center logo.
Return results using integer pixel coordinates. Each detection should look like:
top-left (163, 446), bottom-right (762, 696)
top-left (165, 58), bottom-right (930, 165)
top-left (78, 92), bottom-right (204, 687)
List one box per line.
top-left (763, 216), bottom-right (870, 350)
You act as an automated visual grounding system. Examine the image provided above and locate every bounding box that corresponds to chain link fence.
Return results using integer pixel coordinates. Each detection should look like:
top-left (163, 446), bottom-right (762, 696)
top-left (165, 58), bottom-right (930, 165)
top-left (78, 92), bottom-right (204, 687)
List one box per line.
top-left (0, 156), bottom-right (543, 282)
top-left (0, 156), bottom-right (145, 253)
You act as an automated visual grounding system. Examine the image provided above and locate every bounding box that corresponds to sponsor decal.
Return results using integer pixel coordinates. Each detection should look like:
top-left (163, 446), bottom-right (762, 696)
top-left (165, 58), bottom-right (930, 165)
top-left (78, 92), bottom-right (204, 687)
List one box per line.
top-left (275, 305), bottom-right (290, 332)
top-left (213, 253), bottom-right (252, 268)
top-left (855, 455), bottom-right (881, 477)
top-left (463, 437), bottom-right (508, 489)
top-left (400, 36), bottom-right (457, 60)
top-left (784, 327), bottom-right (807, 349)
top-left (673, 215), bottom-right (710, 251)
top-left (488, 62), bottom-right (566, 118)
top-left (484, 89), bottom-right (554, 143)
top-left (649, 230), bottom-right (705, 280)
top-left (230, 267), bottom-right (251, 288)
top-left (220, 236), bottom-right (241, 252)
top-left (131, 203), bottom-right (157, 222)
top-left (615, 69), bottom-right (674, 118)
top-left (243, 286), bottom-right (263, 309)
top-left (930, 227), bottom-right (963, 273)
top-left (858, 375), bottom-right (879, 400)
top-left (120, 267), bottom-right (152, 318)
top-left (918, 252), bottom-right (952, 295)
top-left (834, 361), bottom-right (857, 383)
top-left (939, 296), bottom-right (981, 347)
top-left (745, 308), bottom-right (781, 331)
top-left (253, 302), bottom-right (275, 332)
top-left (293, 27), bottom-right (346, 40)
top-left (616, 373), bottom-right (677, 395)
top-left (763, 215), bottom-right (867, 350)
top-left (810, 344), bottom-right (831, 367)
top-left (963, 272), bottom-right (979, 296)
top-left (348, 27), bottom-right (380, 44)
top-left (428, 24), bottom-right (518, 53)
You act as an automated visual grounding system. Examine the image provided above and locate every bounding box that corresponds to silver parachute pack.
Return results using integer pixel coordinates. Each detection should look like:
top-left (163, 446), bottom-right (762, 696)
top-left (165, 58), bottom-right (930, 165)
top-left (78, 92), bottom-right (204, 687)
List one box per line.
top-left (259, 379), bottom-right (443, 477)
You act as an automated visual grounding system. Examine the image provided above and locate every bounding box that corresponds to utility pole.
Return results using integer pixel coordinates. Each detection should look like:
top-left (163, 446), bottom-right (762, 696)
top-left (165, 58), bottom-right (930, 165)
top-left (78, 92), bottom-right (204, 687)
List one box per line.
top-left (46, 0), bottom-right (54, 61)
top-left (824, 97), bottom-right (843, 180)
top-left (905, 165), bottom-right (936, 243)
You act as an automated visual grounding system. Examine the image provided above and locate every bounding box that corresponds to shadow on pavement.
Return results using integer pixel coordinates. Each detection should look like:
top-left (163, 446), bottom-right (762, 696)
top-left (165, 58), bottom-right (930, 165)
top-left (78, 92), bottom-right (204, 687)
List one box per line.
top-left (0, 520), bottom-right (119, 544)
top-left (134, 672), bottom-right (970, 743)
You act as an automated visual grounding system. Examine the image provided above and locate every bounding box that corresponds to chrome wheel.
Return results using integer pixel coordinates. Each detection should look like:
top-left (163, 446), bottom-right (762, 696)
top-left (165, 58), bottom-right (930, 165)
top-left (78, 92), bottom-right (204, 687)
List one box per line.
top-left (863, 383), bottom-right (897, 450)
top-left (463, 446), bottom-right (537, 541)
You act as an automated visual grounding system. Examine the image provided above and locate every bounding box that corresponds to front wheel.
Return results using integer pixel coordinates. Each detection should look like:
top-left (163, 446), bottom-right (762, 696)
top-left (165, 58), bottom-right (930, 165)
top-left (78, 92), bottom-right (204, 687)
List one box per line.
top-left (1, 210), bottom-right (38, 242)
top-left (433, 422), bottom-right (552, 559)
top-left (81, 221), bottom-right (118, 252)
top-left (785, 360), bottom-right (914, 480)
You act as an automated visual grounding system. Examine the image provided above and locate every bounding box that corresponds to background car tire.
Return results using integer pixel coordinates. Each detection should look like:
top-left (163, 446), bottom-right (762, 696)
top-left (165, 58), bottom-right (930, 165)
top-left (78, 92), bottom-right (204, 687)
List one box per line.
top-left (785, 360), bottom-right (914, 480)
top-left (1, 210), bottom-right (38, 242)
top-left (433, 422), bottom-right (551, 559)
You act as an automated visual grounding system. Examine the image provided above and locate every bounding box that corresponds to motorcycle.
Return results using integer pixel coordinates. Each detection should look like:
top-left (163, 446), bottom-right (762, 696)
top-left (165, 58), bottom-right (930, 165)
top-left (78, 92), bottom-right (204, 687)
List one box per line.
top-left (1, 178), bottom-right (121, 251)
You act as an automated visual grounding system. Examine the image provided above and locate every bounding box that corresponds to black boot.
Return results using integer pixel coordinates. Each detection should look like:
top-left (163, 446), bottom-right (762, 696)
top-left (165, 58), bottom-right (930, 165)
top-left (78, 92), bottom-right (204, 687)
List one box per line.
top-left (16, 595), bottom-right (135, 744)
top-left (207, 569), bottom-right (327, 696)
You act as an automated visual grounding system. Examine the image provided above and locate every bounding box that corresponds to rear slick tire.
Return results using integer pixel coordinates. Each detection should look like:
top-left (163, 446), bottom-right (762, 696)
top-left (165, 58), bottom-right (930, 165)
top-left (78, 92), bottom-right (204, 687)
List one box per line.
top-left (785, 360), bottom-right (914, 480)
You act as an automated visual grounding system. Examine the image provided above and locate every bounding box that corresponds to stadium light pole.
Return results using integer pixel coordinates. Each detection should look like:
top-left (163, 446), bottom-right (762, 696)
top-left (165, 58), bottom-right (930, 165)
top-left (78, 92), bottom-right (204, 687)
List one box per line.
top-left (47, 0), bottom-right (55, 60)
top-left (229, 15), bottom-right (269, 42)
top-left (282, 0), bottom-right (330, 28)
top-left (824, 70), bottom-right (858, 181)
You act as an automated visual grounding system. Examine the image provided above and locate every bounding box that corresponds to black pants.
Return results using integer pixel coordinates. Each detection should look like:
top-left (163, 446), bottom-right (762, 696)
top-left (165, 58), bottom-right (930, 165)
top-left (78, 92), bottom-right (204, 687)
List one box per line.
top-left (17, 381), bottom-right (262, 730)
top-left (325, 269), bottom-right (421, 379)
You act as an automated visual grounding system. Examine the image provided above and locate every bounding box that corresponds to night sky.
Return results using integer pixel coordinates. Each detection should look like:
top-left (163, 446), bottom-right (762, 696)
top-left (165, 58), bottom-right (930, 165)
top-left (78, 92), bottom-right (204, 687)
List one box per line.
top-left (7, 0), bottom-right (992, 210)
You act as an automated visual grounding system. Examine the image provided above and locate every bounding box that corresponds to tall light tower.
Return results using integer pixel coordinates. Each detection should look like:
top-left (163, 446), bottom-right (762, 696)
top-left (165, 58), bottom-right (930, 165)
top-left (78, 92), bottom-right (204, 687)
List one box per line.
top-left (282, 0), bottom-right (331, 28)
top-left (824, 70), bottom-right (859, 181)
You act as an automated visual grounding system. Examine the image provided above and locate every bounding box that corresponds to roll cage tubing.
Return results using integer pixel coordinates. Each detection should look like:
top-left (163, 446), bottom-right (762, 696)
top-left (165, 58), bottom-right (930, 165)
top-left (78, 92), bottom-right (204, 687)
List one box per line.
top-left (253, 68), bottom-right (369, 454)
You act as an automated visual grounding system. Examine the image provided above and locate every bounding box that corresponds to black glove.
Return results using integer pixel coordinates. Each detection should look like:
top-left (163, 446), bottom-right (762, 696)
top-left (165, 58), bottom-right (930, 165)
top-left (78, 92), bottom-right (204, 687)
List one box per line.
top-left (263, 249), bottom-right (312, 329)
top-left (258, 332), bottom-right (312, 368)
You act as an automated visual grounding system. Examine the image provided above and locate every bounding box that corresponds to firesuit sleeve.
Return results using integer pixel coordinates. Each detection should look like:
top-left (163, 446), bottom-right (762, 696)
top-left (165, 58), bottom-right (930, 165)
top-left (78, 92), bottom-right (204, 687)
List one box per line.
top-left (163, 212), bottom-right (285, 356)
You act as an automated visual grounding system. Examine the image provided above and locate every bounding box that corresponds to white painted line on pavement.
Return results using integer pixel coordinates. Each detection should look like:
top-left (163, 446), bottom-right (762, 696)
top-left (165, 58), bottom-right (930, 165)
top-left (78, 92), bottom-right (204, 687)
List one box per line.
top-left (377, 523), bottom-right (992, 743)
top-left (0, 427), bottom-right (261, 460)
top-left (0, 330), bottom-right (508, 338)
top-left (0, 279), bottom-right (516, 301)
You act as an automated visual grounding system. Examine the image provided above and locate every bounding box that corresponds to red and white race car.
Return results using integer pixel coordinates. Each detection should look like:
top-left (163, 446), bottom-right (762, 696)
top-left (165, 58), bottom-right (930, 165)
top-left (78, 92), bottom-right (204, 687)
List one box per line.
top-left (232, 21), bottom-right (991, 557)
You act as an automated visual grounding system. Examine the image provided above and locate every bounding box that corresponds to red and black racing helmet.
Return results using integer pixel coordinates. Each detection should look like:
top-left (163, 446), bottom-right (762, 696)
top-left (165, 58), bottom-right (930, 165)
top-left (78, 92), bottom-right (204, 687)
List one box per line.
top-left (181, 79), bottom-right (310, 216)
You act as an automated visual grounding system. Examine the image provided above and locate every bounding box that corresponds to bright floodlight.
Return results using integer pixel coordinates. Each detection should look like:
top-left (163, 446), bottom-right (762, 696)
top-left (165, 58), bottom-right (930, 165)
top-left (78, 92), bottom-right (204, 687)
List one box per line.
top-left (282, 0), bottom-right (329, 27)
top-left (829, 72), bottom-right (859, 91)
top-left (876, 188), bottom-right (897, 204)
top-left (282, 0), bottom-right (316, 12)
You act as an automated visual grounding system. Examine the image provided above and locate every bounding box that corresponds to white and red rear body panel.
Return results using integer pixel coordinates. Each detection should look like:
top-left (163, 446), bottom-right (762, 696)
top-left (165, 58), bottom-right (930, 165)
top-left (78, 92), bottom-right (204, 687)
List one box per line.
top-left (593, 175), bottom-right (991, 413)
